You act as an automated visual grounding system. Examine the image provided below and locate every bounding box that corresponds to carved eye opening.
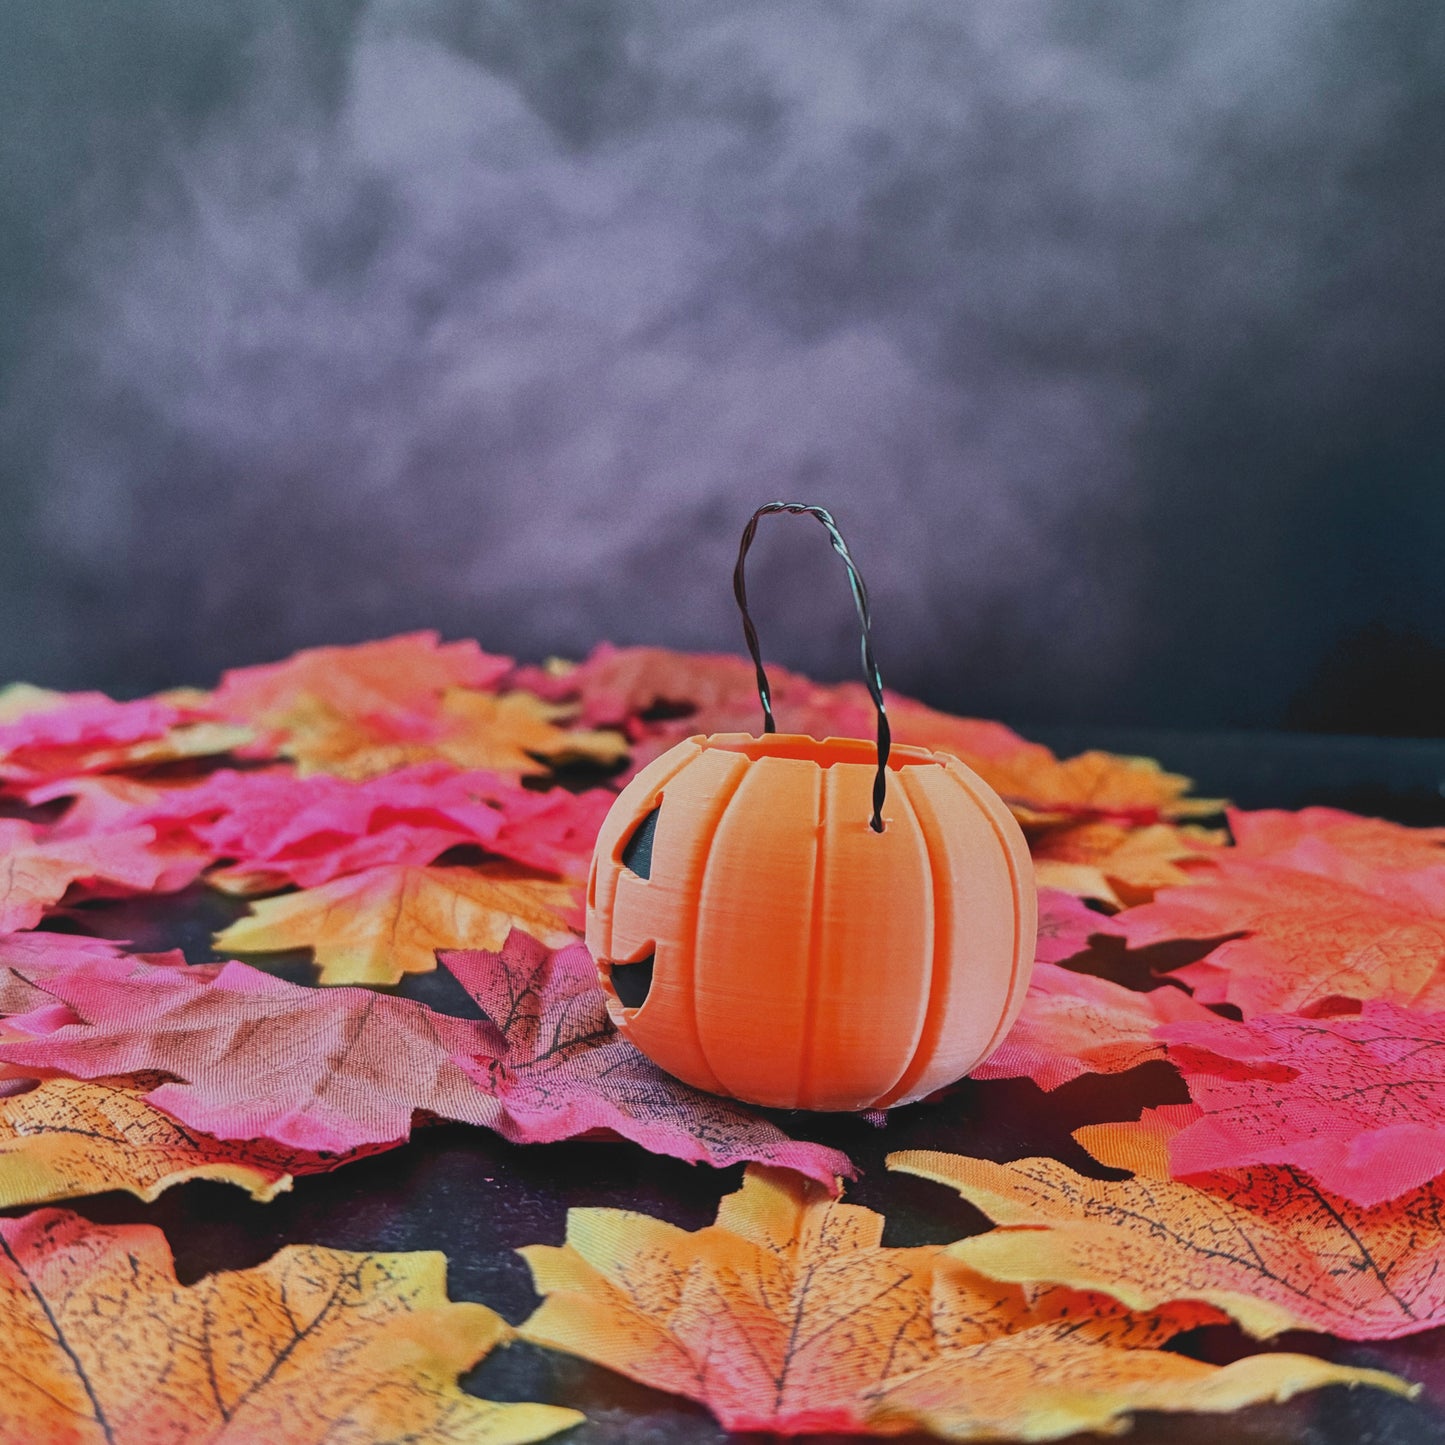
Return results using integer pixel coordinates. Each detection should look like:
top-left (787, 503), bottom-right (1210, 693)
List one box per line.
top-left (620, 803), bottom-right (661, 879)
top-left (610, 951), bottom-right (655, 1010)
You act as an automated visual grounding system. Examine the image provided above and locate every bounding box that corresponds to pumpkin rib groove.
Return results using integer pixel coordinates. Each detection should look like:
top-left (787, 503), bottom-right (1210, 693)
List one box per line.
top-left (685, 759), bottom-right (754, 1098)
top-left (871, 771), bottom-right (942, 1108)
top-left (939, 760), bottom-right (1035, 1063)
top-left (795, 765), bottom-right (830, 1107)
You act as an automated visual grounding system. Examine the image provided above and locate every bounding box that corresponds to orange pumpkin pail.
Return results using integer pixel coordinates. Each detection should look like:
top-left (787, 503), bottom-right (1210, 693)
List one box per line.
top-left (586, 503), bottom-right (1037, 1111)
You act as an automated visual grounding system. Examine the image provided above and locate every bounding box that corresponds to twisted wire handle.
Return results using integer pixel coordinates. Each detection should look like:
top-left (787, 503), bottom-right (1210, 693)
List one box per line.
top-left (732, 502), bottom-right (892, 832)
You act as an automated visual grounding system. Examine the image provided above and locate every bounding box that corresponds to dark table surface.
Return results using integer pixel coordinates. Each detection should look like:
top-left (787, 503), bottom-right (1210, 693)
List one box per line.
top-left (10, 728), bottom-right (1445, 1444)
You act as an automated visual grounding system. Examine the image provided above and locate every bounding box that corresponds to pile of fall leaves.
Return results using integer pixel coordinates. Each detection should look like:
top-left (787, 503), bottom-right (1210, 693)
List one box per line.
top-left (0, 630), bottom-right (1442, 1442)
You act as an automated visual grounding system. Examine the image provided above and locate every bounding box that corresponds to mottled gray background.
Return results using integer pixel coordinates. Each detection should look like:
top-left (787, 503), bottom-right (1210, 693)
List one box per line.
top-left (2, 1), bottom-right (1443, 733)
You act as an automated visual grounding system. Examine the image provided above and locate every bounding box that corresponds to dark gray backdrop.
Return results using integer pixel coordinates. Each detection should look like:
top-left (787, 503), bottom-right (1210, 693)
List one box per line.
top-left (3, 1), bottom-right (1443, 734)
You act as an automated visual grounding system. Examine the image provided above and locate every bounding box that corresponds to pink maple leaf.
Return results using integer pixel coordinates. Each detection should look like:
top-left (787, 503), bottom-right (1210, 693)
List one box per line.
top-left (1157, 1001), bottom-right (1445, 1207)
top-left (973, 961), bottom-right (1212, 1092)
top-left (444, 932), bottom-right (855, 1184)
top-left (0, 941), bottom-right (854, 1185)
top-left (0, 819), bottom-right (181, 930)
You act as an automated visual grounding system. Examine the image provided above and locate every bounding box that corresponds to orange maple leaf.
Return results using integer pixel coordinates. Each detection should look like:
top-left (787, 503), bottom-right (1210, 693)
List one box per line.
top-left (208, 632), bottom-right (626, 781)
top-left (893, 1126), bottom-right (1445, 1341)
top-left (214, 862), bottom-right (580, 984)
top-left (519, 1165), bottom-right (1403, 1438)
top-left (212, 631), bottom-right (510, 730)
top-left (261, 687), bottom-right (628, 780)
top-left (886, 698), bottom-right (1221, 826)
top-left (0, 1208), bottom-right (581, 1443)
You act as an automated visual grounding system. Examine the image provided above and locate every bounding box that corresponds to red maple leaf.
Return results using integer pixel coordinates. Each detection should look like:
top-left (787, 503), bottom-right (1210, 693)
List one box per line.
top-left (213, 632), bottom-right (510, 730)
top-left (0, 932), bottom-right (136, 1021)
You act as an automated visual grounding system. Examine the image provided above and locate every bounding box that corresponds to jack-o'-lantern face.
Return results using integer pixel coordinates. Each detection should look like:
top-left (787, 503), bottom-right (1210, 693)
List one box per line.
top-left (586, 732), bottom-right (1036, 1112)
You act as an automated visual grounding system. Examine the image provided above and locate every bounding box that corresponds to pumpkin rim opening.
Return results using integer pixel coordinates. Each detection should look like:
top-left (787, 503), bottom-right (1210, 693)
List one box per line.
top-left (696, 732), bottom-right (944, 770)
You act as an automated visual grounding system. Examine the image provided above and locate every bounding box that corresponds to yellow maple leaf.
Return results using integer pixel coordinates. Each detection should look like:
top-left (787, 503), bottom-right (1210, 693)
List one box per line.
top-left (0, 1075), bottom-right (375, 1208)
top-left (0, 1208), bottom-right (582, 1443)
top-left (1031, 820), bottom-right (1223, 905)
top-left (891, 1139), bottom-right (1445, 1343)
top-left (433, 688), bottom-right (630, 773)
top-left (0, 684), bottom-right (67, 723)
top-left (215, 862), bottom-right (580, 985)
top-left (519, 1164), bottom-right (1404, 1439)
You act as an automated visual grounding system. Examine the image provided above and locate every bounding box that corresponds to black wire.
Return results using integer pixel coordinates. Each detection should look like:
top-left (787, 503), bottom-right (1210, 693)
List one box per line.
top-left (732, 502), bottom-right (892, 832)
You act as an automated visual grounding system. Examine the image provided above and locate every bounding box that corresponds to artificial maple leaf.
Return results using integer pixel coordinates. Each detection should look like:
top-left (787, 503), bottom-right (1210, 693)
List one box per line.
top-left (892, 1130), bottom-right (1445, 1340)
top-left (512, 643), bottom-right (829, 732)
top-left (215, 861), bottom-right (581, 985)
top-left (0, 682), bottom-right (65, 723)
top-left (0, 1208), bottom-right (582, 1444)
top-left (1117, 851), bottom-right (1445, 1015)
top-left (123, 763), bottom-right (499, 893)
top-left (0, 690), bottom-right (251, 788)
top-left (0, 954), bottom-right (506, 1151)
top-left (1154, 1001), bottom-right (1445, 1207)
top-left (1226, 805), bottom-right (1445, 916)
top-left (24, 773), bottom-right (219, 893)
top-left (212, 630), bottom-right (512, 737)
top-left (519, 1164), bottom-right (1403, 1439)
top-left (882, 696), bottom-right (1222, 826)
top-left (0, 950), bottom-right (854, 1183)
top-left (972, 961), bottom-right (1213, 1092)
top-left (485, 783), bottom-right (613, 877)
top-left (1231, 804), bottom-right (1445, 875)
top-left (1031, 820), bottom-right (1221, 906)
top-left (275, 686), bottom-right (630, 781)
top-left (992, 750), bottom-right (1221, 827)
top-left (521, 644), bottom-right (876, 774)
top-left (1033, 886), bottom-right (1125, 965)
top-left (210, 631), bottom-right (528, 780)
top-left (119, 762), bottom-right (610, 895)
top-left (442, 932), bottom-right (855, 1183)
top-left (0, 1073), bottom-right (380, 1208)
top-left (26, 770), bottom-right (215, 833)
top-left (866, 1327), bottom-right (1407, 1442)
top-left (388, 688), bottom-right (628, 777)
top-left (0, 818), bottom-right (179, 930)
top-left (0, 690), bottom-right (179, 756)
top-left (0, 933), bottom-right (138, 1019)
